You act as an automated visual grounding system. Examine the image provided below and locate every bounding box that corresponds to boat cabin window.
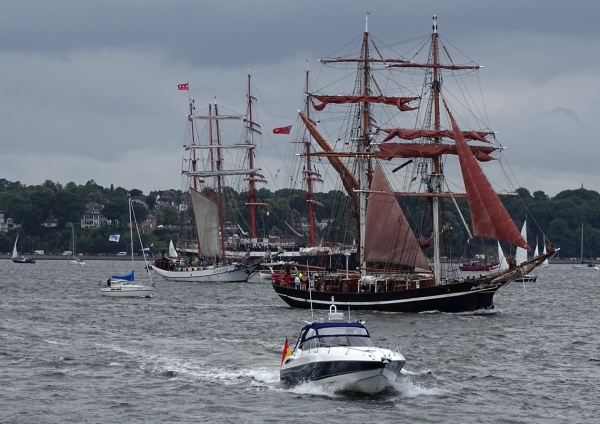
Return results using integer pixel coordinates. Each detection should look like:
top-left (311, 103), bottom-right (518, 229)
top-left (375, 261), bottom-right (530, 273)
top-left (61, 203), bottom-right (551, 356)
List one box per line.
top-left (299, 325), bottom-right (372, 349)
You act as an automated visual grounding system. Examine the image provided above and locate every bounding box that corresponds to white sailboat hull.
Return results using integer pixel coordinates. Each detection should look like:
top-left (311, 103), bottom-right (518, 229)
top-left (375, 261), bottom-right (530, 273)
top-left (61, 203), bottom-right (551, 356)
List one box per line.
top-left (100, 283), bottom-right (153, 298)
top-left (151, 263), bottom-right (256, 282)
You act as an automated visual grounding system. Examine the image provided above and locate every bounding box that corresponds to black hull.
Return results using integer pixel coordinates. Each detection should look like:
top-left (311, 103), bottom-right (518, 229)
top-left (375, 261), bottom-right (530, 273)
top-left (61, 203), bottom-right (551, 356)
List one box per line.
top-left (272, 279), bottom-right (507, 313)
top-left (12, 259), bottom-right (35, 264)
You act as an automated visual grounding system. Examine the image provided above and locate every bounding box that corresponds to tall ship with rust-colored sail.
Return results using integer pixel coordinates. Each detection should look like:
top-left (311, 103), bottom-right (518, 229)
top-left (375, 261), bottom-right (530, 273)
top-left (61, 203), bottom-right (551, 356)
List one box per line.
top-left (271, 15), bottom-right (556, 312)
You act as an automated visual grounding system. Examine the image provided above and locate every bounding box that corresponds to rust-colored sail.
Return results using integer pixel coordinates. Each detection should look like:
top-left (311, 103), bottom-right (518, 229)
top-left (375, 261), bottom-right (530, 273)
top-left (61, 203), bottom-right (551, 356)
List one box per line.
top-left (376, 142), bottom-right (498, 162)
top-left (381, 128), bottom-right (493, 143)
top-left (450, 112), bottom-right (530, 249)
top-left (364, 163), bottom-right (431, 270)
top-left (299, 113), bottom-right (359, 207)
top-left (311, 95), bottom-right (418, 112)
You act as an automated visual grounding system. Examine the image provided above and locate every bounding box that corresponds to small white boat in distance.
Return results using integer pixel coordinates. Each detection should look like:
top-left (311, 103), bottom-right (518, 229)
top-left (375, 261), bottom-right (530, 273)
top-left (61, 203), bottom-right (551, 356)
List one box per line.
top-left (280, 302), bottom-right (405, 395)
top-left (99, 271), bottom-right (153, 298)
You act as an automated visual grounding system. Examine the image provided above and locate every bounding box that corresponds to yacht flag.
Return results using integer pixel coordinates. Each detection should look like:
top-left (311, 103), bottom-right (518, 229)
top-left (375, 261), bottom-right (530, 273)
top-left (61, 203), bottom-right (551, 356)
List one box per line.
top-left (109, 235), bottom-right (120, 242)
top-left (273, 125), bottom-right (292, 134)
top-left (178, 83), bottom-right (189, 91)
top-left (281, 337), bottom-right (291, 365)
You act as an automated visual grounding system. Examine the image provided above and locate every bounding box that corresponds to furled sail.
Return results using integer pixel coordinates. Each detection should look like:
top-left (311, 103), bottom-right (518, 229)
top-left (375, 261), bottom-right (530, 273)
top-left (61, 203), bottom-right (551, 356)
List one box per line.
top-left (182, 169), bottom-right (261, 178)
top-left (449, 110), bottom-right (530, 249)
top-left (311, 95), bottom-right (418, 112)
top-left (380, 128), bottom-right (494, 143)
top-left (376, 143), bottom-right (498, 162)
top-left (299, 113), bottom-right (359, 208)
top-left (190, 187), bottom-right (220, 257)
top-left (364, 163), bottom-right (431, 270)
top-left (388, 63), bottom-right (481, 70)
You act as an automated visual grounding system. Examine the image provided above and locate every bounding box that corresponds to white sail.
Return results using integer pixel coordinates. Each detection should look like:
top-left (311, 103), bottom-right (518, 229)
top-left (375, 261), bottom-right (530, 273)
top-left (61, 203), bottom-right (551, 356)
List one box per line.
top-left (168, 239), bottom-right (178, 258)
top-left (542, 244), bottom-right (549, 266)
top-left (12, 234), bottom-right (19, 259)
top-left (515, 221), bottom-right (528, 265)
top-left (498, 241), bottom-right (509, 270)
top-left (190, 188), bottom-right (220, 258)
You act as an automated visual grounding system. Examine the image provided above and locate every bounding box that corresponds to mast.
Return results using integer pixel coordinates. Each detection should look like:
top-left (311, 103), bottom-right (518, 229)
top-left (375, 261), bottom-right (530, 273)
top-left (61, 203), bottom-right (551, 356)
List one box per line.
top-left (358, 13), bottom-right (370, 277)
top-left (209, 102), bottom-right (215, 201)
top-left (243, 72), bottom-right (267, 239)
top-left (431, 15), bottom-right (441, 284)
top-left (189, 99), bottom-right (198, 191)
top-left (128, 196), bottom-right (134, 265)
top-left (246, 72), bottom-right (258, 238)
top-left (304, 62), bottom-right (316, 246)
top-left (214, 101), bottom-right (227, 259)
top-left (581, 222), bottom-right (584, 261)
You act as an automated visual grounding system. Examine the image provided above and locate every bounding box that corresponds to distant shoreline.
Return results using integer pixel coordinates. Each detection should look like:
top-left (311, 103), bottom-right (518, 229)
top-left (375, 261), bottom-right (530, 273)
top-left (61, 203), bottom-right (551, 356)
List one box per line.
top-left (1, 255), bottom-right (151, 261)
top-left (0, 256), bottom-right (586, 265)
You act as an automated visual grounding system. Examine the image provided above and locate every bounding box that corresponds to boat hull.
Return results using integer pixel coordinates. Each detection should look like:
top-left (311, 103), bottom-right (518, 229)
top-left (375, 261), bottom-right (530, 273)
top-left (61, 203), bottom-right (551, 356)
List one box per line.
top-left (100, 285), bottom-right (153, 298)
top-left (12, 258), bottom-right (35, 264)
top-left (151, 263), bottom-right (257, 283)
top-left (459, 263), bottom-right (499, 271)
top-left (515, 275), bottom-right (537, 282)
top-left (281, 360), bottom-right (402, 394)
top-left (272, 279), bottom-right (505, 313)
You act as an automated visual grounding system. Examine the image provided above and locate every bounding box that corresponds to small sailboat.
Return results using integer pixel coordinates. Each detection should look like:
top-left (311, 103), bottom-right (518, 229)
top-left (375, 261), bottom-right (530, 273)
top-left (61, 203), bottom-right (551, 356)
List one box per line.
top-left (280, 299), bottom-right (405, 394)
top-left (515, 220), bottom-right (537, 282)
top-left (68, 224), bottom-right (85, 265)
top-left (11, 230), bottom-right (35, 264)
top-left (100, 197), bottom-right (154, 298)
top-left (541, 244), bottom-right (549, 267)
top-left (573, 223), bottom-right (598, 269)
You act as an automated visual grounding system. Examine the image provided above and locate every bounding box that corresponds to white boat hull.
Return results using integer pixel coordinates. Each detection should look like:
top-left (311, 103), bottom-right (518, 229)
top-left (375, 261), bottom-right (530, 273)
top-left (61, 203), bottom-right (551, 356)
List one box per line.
top-left (100, 283), bottom-right (153, 298)
top-left (280, 347), bottom-right (405, 395)
top-left (151, 263), bottom-right (256, 283)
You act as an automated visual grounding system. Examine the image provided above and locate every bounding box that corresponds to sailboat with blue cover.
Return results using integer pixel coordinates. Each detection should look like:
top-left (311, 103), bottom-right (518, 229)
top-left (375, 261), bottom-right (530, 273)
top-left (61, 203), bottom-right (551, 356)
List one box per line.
top-left (100, 197), bottom-right (155, 298)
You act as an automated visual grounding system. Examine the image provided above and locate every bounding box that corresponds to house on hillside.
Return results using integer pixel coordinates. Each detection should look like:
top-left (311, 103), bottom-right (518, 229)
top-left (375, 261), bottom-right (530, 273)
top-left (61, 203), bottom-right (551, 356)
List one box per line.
top-left (0, 213), bottom-right (19, 232)
top-left (156, 191), bottom-right (175, 209)
top-left (42, 215), bottom-right (58, 228)
top-left (136, 214), bottom-right (157, 234)
top-left (81, 203), bottom-right (108, 228)
top-left (178, 192), bottom-right (191, 213)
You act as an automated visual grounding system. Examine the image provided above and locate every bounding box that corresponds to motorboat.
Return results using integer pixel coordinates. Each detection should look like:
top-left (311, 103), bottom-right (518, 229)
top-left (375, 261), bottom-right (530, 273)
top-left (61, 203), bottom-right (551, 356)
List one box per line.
top-left (280, 302), bottom-right (405, 394)
top-left (99, 271), bottom-right (153, 298)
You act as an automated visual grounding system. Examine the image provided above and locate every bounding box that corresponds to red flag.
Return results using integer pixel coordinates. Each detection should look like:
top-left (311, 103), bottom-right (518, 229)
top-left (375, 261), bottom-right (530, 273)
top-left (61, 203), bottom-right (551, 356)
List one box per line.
top-left (280, 337), bottom-right (291, 365)
top-left (178, 83), bottom-right (189, 91)
top-left (273, 125), bottom-right (292, 135)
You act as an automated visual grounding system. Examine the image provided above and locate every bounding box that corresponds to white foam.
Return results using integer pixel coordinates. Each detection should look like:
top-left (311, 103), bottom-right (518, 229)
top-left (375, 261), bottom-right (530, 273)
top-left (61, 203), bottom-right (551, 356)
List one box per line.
top-left (390, 376), bottom-right (446, 398)
top-left (401, 367), bottom-right (431, 376)
top-left (44, 339), bottom-right (70, 345)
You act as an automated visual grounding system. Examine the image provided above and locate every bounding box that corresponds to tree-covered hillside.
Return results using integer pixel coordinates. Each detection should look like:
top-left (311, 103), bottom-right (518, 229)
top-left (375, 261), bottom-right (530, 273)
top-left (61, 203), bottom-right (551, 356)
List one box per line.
top-left (1, 177), bottom-right (599, 259)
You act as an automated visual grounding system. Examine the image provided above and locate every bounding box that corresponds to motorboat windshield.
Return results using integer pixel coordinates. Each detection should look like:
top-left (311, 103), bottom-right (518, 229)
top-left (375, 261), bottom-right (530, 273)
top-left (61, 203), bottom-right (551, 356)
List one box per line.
top-left (296, 322), bottom-right (373, 350)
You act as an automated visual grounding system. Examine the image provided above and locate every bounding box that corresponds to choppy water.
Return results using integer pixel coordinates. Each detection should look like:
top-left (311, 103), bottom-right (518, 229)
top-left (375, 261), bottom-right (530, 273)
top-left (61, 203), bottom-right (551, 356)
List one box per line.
top-left (1, 260), bottom-right (599, 423)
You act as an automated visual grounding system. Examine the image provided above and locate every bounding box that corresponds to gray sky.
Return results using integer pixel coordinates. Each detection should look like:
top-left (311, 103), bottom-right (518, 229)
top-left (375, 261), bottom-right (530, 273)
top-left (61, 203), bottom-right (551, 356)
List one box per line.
top-left (1, 0), bottom-right (598, 196)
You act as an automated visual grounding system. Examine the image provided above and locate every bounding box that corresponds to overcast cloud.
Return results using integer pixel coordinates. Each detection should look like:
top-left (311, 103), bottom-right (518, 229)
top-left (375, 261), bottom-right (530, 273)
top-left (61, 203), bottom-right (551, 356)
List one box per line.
top-left (1, 0), bottom-right (598, 196)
